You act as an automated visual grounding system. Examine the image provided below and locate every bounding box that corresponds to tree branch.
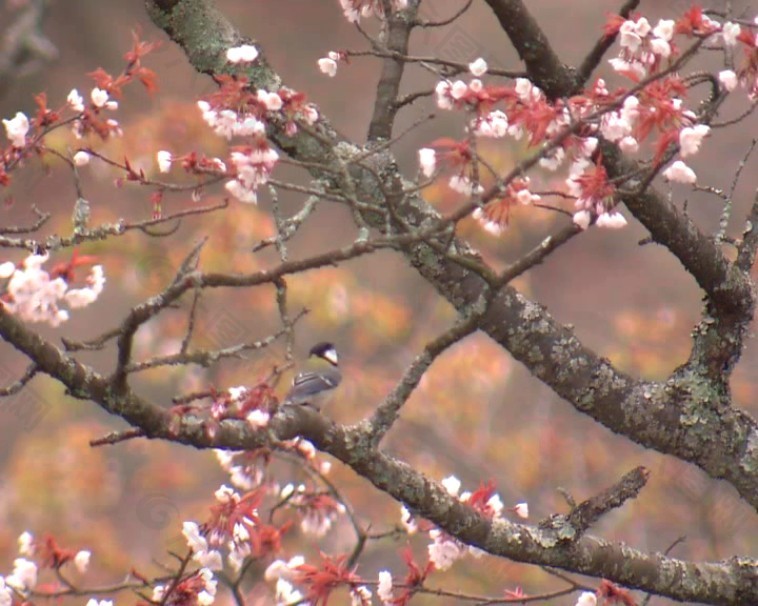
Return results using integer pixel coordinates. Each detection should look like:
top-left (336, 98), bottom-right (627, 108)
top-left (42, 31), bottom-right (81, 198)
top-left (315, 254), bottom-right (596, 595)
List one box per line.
top-left (480, 0), bottom-right (577, 99)
top-left (575, 0), bottom-right (640, 88)
top-left (565, 466), bottom-right (649, 536)
top-left (367, 303), bottom-right (486, 445)
top-left (366, 2), bottom-right (417, 140)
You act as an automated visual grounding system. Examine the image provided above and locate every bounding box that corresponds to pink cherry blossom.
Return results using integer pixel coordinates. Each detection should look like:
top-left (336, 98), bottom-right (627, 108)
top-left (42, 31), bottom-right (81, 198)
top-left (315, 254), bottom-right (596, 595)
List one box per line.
top-left (67, 89), bottom-right (85, 112)
top-left (226, 44), bottom-right (259, 63)
top-left (663, 160), bottom-right (697, 184)
top-left (718, 70), bottom-right (738, 92)
top-left (679, 124), bottom-right (710, 157)
top-left (3, 112), bottom-right (29, 148)
top-left (73, 151), bottom-right (91, 166)
top-left (318, 57), bottom-right (338, 77)
top-left (418, 147), bottom-right (436, 177)
top-left (468, 57), bottom-right (488, 76)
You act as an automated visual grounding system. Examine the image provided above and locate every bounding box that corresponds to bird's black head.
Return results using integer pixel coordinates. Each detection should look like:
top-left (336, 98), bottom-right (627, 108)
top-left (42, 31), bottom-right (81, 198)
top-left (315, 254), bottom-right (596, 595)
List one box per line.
top-left (309, 341), bottom-right (338, 366)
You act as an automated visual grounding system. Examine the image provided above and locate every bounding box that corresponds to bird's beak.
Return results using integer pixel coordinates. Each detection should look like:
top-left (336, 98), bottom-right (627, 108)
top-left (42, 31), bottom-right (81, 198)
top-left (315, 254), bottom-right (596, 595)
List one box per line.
top-left (324, 348), bottom-right (339, 365)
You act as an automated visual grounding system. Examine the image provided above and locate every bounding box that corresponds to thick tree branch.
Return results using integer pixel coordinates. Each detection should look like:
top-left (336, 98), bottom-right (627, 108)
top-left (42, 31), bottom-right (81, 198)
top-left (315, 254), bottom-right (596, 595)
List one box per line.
top-left (601, 142), bottom-right (755, 319)
top-left (366, 2), bottom-right (416, 140)
top-left (480, 0), bottom-right (577, 98)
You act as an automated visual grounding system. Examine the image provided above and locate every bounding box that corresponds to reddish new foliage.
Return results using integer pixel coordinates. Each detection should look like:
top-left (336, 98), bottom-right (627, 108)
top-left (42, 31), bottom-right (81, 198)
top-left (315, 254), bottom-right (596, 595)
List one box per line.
top-left (39, 535), bottom-right (76, 569)
top-left (49, 250), bottom-right (100, 283)
top-left (598, 579), bottom-right (637, 606)
top-left (293, 552), bottom-right (360, 605)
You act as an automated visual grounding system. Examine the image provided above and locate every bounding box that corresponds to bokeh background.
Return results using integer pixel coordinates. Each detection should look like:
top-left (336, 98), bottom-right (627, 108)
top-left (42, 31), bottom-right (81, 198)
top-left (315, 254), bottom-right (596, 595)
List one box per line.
top-left (1, 1), bottom-right (756, 604)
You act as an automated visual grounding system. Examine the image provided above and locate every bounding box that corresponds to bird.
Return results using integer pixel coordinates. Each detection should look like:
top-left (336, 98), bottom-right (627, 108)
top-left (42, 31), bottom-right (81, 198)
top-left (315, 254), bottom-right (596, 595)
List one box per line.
top-left (282, 342), bottom-right (342, 411)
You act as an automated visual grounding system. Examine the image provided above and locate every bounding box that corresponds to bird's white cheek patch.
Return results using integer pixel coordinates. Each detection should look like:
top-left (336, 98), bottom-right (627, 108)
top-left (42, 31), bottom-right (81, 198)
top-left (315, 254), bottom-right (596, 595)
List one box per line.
top-left (324, 348), bottom-right (339, 365)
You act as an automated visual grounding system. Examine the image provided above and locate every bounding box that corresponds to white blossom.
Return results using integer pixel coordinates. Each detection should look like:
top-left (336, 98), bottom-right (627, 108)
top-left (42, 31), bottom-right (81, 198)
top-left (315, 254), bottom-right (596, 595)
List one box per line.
top-left (17, 532), bottom-right (33, 556)
top-left (650, 38), bottom-right (671, 58)
top-left (515, 77), bottom-right (542, 102)
top-left (468, 57), bottom-right (488, 76)
top-left (157, 150), bottom-right (172, 173)
top-left (418, 148), bottom-right (436, 177)
top-left (596, 212), bottom-right (628, 229)
top-left (619, 20), bottom-right (643, 52)
top-left (634, 17), bottom-right (651, 37)
top-left (400, 505), bottom-right (418, 534)
top-left (441, 475), bottom-right (461, 496)
top-left (3, 112), bottom-right (29, 148)
top-left (183, 521), bottom-right (209, 553)
top-left (575, 591), bottom-right (598, 606)
top-left (450, 80), bottom-right (468, 100)
top-left (246, 409), bottom-right (270, 428)
top-left (653, 19), bottom-right (675, 41)
top-left (618, 136), bottom-right (639, 154)
top-left (90, 88), bottom-right (109, 108)
top-left (3, 254), bottom-right (103, 326)
top-left (73, 151), bottom-right (91, 166)
top-left (0, 578), bottom-right (10, 606)
top-left (487, 493), bottom-right (504, 516)
top-left (65, 266), bottom-right (105, 309)
top-left (718, 69), bottom-right (738, 92)
top-left (351, 586), bottom-right (372, 606)
top-left (74, 550), bottom-right (91, 573)
top-left (195, 550), bottom-right (223, 571)
top-left (573, 210), bottom-right (592, 230)
top-left (448, 175), bottom-right (483, 196)
top-left (214, 484), bottom-right (239, 504)
top-left (435, 80), bottom-right (453, 109)
top-left (722, 22), bottom-right (741, 46)
top-left (6, 558), bottom-right (37, 592)
top-left (275, 579), bottom-right (304, 605)
top-left (427, 534), bottom-right (462, 571)
top-left (226, 44), bottom-right (259, 63)
top-left (679, 124), bottom-right (710, 157)
top-left (318, 57), bottom-right (338, 77)
top-left (67, 89), bottom-right (85, 112)
top-left (0, 261), bottom-right (15, 279)
top-left (257, 90), bottom-right (283, 111)
top-left (473, 208), bottom-right (504, 236)
top-left (663, 160), bottom-right (697, 184)
top-left (474, 110), bottom-right (508, 138)
top-left (377, 571), bottom-right (393, 604)
top-left (513, 502), bottom-right (529, 519)
top-left (265, 555), bottom-right (305, 582)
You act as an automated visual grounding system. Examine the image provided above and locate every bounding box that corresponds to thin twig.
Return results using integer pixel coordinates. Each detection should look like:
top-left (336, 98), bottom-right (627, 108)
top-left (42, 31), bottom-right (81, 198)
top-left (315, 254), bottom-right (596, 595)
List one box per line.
top-left (90, 428), bottom-right (146, 447)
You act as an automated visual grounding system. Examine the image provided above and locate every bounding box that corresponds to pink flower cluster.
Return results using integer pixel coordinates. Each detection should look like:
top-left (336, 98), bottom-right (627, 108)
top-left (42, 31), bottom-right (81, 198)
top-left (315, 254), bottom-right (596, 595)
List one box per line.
top-left (415, 10), bottom-right (758, 236)
top-left (0, 254), bottom-right (105, 327)
top-left (181, 81), bottom-right (318, 204)
top-left (409, 475), bottom-right (527, 571)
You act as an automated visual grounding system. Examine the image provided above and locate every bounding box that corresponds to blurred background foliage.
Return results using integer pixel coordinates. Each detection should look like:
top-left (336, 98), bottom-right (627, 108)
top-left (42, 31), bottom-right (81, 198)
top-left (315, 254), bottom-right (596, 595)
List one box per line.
top-left (0, 0), bottom-right (756, 603)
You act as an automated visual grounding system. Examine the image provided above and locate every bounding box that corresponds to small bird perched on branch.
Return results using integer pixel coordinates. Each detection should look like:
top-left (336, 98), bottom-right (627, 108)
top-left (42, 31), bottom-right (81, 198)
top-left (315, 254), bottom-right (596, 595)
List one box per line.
top-left (283, 342), bottom-right (342, 411)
